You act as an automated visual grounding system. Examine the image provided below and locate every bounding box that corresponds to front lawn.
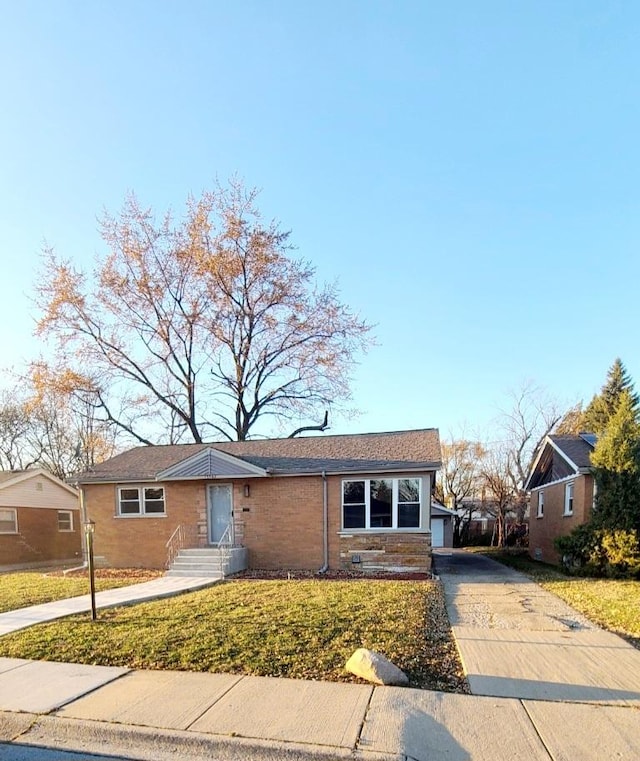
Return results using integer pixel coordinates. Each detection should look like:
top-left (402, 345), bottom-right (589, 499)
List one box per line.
top-left (0, 578), bottom-right (468, 692)
top-left (0, 569), bottom-right (163, 614)
top-left (479, 549), bottom-right (640, 647)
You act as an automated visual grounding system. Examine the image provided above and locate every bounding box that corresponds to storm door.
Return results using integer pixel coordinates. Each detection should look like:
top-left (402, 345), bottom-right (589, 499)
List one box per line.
top-left (207, 484), bottom-right (233, 545)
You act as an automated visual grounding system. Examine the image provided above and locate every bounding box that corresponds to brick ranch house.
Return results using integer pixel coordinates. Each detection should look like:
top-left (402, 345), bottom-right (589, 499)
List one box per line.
top-left (525, 433), bottom-right (596, 565)
top-left (75, 428), bottom-right (442, 574)
top-left (0, 469), bottom-right (81, 568)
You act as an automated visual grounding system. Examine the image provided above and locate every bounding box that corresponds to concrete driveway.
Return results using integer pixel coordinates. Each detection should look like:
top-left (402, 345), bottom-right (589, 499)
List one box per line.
top-left (433, 548), bottom-right (640, 705)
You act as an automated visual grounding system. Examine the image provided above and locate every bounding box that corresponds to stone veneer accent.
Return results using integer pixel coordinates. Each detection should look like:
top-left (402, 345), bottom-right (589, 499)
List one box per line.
top-left (338, 532), bottom-right (431, 573)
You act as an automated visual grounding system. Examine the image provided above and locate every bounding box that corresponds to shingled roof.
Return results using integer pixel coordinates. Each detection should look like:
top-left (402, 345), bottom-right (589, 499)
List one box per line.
top-left (548, 434), bottom-right (596, 470)
top-left (525, 433), bottom-right (596, 490)
top-left (76, 428), bottom-right (441, 483)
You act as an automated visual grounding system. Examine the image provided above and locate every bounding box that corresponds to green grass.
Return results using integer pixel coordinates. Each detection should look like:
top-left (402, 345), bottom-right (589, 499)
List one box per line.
top-left (0, 569), bottom-right (163, 614)
top-left (0, 578), bottom-right (468, 692)
top-left (478, 548), bottom-right (640, 646)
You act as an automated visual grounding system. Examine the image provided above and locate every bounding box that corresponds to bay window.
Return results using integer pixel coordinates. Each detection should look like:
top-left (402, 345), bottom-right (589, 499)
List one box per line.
top-left (342, 478), bottom-right (422, 530)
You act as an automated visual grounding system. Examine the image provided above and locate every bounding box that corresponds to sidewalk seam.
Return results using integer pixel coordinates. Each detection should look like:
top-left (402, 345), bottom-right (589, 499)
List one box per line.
top-left (353, 684), bottom-right (376, 754)
top-left (184, 674), bottom-right (247, 729)
top-left (520, 699), bottom-right (554, 760)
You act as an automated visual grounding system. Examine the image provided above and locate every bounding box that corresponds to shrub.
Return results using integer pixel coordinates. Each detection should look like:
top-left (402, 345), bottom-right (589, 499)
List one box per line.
top-left (598, 529), bottom-right (640, 578)
top-left (555, 525), bottom-right (640, 578)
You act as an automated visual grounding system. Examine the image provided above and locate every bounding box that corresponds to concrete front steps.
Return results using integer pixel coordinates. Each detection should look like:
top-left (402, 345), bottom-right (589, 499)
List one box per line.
top-left (166, 547), bottom-right (249, 578)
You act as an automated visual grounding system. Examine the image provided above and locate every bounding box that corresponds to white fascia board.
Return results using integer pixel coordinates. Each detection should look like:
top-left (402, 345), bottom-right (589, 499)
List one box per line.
top-left (0, 468), bottom-right (79, 497)
top-left (524, 437), bottom-right (582, 491)
top-left (524, 437), bottom-right (552, 491)
top-left (546, 438), bottom-right (581, 472)
top-left (529, 472), bottom-right (590, 492)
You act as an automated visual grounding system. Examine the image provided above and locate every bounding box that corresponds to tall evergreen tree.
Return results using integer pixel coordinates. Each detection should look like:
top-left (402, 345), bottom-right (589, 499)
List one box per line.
top-left (581, 358), bottom-right (639, 435)
top-left (590, 390), bottom-right (640, 532)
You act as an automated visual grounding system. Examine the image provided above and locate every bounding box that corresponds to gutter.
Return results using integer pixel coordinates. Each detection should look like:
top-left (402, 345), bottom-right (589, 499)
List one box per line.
top-left (318, 470), bottom-right (329, 573)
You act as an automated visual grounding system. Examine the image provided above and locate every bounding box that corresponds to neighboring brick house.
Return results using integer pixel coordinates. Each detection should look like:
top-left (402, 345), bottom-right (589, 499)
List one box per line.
top-left (525, 434), bottom-right (596, 565)
top-left (0, 469), bottom-right (81, 568)
top-left (75, 428), bottom-right (441, 574)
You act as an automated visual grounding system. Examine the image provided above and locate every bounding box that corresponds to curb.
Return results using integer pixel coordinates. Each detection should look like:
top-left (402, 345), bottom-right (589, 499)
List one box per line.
top-left (2, 713), bottom-right (402, 761)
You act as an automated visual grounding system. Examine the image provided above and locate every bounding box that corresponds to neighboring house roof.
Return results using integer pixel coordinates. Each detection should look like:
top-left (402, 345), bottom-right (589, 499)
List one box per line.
top-left (431, 502), bottom-right (454, 518)
top-left (525, 433), bottom-right (596, 491)
top-left (0, 468), bottom-right (79, 497)
top-left (75, 428), bottom-right (442, 484)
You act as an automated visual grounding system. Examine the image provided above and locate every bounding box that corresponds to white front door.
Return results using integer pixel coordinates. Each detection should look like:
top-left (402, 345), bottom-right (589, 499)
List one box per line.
top-left (207, 484), bottom-right (233, 545)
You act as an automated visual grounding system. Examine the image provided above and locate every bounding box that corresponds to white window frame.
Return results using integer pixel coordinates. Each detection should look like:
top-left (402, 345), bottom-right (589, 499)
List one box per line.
top-left (341, 478), bottom-right (422, 530)
top-left (564, 482), bottom-right (574, 516)
top-left (0, 508), bottom-right (18, 534)
top-left (117, 485), bottom-right (166, 517)
top-left (537, 490), bottom-right (544, 518)
top-left (57, 510), bottom-right (74, 532)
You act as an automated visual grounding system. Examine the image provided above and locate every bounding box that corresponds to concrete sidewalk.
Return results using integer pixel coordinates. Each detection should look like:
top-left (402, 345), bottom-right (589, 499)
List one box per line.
top-left (434, 549), bottom-right (640, 705)
top-left (2, 656), bottom-right (640, 760)
top-left (0, 575), bottom-right (220, 636)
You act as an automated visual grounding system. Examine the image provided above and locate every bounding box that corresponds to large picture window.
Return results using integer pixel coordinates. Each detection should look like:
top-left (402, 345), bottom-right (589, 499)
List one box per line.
top-left (118, 486), bottom-right (166, 516)
top-left (342, 478), bottom-right (422, 530)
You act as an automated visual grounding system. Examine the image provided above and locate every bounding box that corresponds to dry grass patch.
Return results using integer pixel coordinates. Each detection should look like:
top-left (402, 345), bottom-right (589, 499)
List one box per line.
top-left (0, 569), bottom-right (163, 614)
top-left (0, 578), bottom-right (468, 692)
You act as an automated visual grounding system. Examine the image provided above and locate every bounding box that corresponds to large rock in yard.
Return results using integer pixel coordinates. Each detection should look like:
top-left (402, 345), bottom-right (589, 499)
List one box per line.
top-left (345, 648), bottom-right (409, 686)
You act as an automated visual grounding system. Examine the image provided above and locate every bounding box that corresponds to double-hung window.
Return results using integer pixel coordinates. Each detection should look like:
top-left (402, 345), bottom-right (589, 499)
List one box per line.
top-left (57, 510), bottom-right (74, 531)
top-left (537, 491), bottom-right (544, 518)
top-left (0, 508), bottom-right (17, 534)
top-left (564, 482), bottom-right (574, 516)
top-left (342, 478), bottom-right (422, 530)
top-left (118, 486), bottom-right (166, 516)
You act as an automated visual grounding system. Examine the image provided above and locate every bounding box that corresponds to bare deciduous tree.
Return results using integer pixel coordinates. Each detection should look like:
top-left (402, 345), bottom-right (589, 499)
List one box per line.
top-left (438, 436), bottom-right (486, 546)
top-left (496, 381), bottom-right (563, 521)
top-left (34, 180), bottom-right (373, 444)
top-left (481, 448), bottom-right (517, 548)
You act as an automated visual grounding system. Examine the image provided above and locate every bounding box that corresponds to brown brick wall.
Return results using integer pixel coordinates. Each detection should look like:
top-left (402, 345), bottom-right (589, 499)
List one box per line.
top-left (0, 507), bottom-right (82, 566)
top-left (84, 482), bottom-right (204, 569)
top-left (234, 476), bottom-right (324, 569)
top-left (528, 474), bottom-right (594, 565)
top-left (84, 473), bottom-right (434, 572)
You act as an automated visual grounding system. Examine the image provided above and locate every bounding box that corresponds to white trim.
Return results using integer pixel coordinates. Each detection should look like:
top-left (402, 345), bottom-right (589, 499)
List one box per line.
top-left (117, 485), bottom-right (166, 517)
top-left (536, 490), bottom-right (544, 519)
top-left (524, 437), bottom-right (582, 491)
top-left (528, 473), bottom-right (585, 492)
top-left (341, 477), bottom-right (422, 531)
top-left (57, 510), bottom-right (74, 532)
top-left (564, 481), bottom-right (574, 516)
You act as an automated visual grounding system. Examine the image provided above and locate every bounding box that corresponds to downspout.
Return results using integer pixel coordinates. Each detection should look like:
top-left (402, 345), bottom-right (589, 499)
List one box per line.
top-left (318, 470), bottom-right (329, 573)
top-left (63, 485), bottom-right (88, 576)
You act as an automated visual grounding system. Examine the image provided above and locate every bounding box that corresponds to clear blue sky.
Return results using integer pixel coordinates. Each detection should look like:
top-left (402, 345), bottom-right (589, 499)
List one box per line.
top-left (0, 1), bottom-right (638, 440)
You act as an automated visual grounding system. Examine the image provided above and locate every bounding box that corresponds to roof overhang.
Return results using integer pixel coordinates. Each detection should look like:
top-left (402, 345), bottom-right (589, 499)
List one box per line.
top-left (524, 436), bottom-right (583, 491)
top-left (0, 469), bottom-right (79, 497)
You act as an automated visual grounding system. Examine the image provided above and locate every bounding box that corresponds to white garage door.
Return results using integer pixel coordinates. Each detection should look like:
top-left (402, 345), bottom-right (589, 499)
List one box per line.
top-left (431, 518), bottom-right (444, 548)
